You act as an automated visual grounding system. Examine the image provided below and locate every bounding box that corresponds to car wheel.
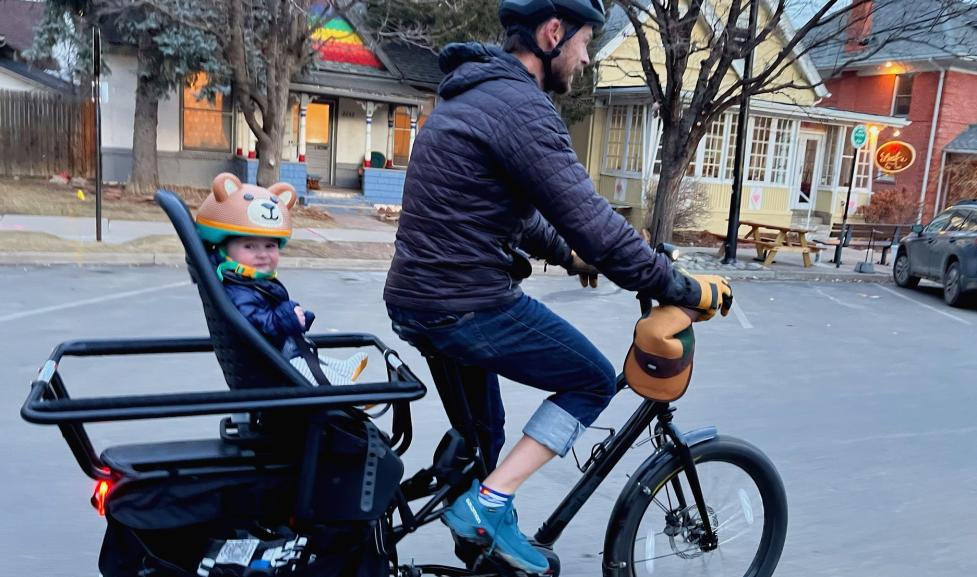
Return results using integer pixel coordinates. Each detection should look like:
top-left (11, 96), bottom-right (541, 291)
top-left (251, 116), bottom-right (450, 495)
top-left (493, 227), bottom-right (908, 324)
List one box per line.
top-left (894, 253), bottom-right (920, 289)
top-left (943, 261), bottom-right (966, 307)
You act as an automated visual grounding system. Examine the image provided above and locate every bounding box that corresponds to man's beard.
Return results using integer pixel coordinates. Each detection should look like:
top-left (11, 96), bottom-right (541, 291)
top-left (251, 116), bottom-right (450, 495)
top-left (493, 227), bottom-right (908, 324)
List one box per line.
top-left (546, 67), bottom-right (574, 95)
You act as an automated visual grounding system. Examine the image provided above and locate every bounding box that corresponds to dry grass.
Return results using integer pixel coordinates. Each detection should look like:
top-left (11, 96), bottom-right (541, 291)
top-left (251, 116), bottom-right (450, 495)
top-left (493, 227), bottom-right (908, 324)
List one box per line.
top-left (0, 177), bottom-right (337, 228)
top-left (0, 231), bottom-right (393, 260)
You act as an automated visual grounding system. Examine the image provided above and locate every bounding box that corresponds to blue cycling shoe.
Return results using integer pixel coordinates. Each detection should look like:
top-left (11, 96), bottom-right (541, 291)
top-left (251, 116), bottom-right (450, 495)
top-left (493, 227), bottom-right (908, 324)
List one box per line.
top-left (442, 480), bottom-right (549, 575)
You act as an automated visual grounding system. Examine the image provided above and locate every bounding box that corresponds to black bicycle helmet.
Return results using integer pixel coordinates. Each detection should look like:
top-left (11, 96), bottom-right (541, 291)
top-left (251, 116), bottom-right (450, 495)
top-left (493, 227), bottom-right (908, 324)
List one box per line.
top-left (499, 0), bottom-right (606, 29)
top-left (498, 0), bottom-right (605, 92)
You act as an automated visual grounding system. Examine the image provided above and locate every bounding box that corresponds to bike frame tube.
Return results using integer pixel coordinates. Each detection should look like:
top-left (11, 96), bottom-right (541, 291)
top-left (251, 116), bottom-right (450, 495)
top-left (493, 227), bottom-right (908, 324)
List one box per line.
top-left (534, 396), bottom-right (663, 546)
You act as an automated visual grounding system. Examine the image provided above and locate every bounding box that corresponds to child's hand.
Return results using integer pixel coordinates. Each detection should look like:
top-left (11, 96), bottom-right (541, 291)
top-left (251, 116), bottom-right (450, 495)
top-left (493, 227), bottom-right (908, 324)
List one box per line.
top-left (294, 306), bottom-right (306, 328)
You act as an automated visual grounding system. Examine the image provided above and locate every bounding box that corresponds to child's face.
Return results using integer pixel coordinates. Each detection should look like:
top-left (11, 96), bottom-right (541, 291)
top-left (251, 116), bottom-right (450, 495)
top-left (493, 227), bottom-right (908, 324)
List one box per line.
top-left (225, 236), bottom-right (280, 273)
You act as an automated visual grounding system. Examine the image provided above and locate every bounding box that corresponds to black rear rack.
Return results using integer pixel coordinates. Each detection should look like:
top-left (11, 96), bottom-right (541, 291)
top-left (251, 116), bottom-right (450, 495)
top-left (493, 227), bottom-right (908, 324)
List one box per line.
top-left (21, 333), bottom-right (425, 480)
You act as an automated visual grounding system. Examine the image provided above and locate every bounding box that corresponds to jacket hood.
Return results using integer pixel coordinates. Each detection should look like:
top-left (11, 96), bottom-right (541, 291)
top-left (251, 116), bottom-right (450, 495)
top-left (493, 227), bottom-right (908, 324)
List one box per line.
top-left (438, 42), bottom-right (536, 99)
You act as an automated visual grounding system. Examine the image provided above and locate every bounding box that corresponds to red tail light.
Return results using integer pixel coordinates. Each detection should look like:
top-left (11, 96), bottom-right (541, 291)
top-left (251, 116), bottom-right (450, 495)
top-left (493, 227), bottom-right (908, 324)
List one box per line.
top-left (92, 480), bottom-right (110, 516)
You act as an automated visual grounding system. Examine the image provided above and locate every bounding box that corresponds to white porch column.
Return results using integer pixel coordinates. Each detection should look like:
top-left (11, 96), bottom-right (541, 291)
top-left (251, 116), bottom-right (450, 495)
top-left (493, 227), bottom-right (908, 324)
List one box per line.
top-left (297, 96), bottom-right (309, 163)
top-left (247, 129), bottom-right (257, 159)
top-left (386, 105), bottom-right (396, 168)
top-left (408, 106), bottom-right (419, 162)
top-left (362, 101), bottom-right (378, 167)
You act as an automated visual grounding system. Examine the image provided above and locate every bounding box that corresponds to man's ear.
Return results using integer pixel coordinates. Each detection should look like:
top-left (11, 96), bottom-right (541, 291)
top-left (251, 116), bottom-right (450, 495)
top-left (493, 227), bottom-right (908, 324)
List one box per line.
top-left (536, 17), bottom-right (564, 51)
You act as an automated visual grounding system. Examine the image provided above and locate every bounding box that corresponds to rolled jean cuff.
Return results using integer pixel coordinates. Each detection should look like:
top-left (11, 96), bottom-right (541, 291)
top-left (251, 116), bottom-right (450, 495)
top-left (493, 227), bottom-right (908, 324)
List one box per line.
top-left (523, 400), bottom-right (587, 457)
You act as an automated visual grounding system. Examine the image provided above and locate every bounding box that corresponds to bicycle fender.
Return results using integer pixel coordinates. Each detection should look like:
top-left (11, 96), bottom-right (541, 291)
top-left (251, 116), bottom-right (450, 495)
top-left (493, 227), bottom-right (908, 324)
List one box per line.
top-left (601, 426), bottom-right (717, 577)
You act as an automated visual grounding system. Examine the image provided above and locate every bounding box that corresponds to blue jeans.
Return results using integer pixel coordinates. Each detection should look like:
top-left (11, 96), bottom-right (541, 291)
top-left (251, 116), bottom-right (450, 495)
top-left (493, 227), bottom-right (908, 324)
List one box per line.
top-left (387, 294), bottom-right (617, 461)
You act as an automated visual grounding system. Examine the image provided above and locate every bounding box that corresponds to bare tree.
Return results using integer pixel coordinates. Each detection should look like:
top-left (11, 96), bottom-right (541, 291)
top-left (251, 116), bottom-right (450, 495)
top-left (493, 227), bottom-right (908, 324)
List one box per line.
top-left (610, 0), bottom-right (977, 246)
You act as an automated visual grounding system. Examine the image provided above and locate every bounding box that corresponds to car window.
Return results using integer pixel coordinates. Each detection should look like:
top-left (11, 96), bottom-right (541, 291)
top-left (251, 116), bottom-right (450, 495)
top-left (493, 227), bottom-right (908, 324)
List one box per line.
top-left (962, 210), bottom-right (977, 233)
top-left (946, 210), bottom-right (969, 232)
top-left (923, 212), bottom-right (952, 234)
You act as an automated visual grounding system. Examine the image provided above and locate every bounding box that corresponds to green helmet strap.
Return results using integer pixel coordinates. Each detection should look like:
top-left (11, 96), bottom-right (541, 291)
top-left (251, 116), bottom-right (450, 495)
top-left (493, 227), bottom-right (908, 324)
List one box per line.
top-left (215, 247), bottom-right (277, 282)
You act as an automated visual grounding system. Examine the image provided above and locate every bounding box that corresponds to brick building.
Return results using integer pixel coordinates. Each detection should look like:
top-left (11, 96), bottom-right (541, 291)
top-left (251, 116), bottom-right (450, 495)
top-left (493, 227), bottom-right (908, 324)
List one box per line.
top-left (811, 0), bottom-right (977, 222)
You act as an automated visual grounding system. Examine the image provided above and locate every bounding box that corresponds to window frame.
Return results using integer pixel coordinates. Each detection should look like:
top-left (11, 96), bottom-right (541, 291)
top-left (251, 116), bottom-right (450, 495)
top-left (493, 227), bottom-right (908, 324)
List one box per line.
top-left (602, 104), bottom-right (645, 178)
top-left (180, 74), bottom-right (234, 154)
top-left (891, 74), bottom-right (914, 117)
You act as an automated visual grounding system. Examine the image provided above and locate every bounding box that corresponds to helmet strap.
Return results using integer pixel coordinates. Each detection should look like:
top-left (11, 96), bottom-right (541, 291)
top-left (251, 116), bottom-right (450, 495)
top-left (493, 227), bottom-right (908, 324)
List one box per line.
top-left (216, 247), bottom-right (277, 282)
top-left (510, 20), bottom-right (582, 93)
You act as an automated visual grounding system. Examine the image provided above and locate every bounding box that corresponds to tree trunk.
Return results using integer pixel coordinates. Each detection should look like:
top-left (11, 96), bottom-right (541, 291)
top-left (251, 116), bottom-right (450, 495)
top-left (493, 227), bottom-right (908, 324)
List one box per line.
top-left (647, 160), bottom-right (685, 247)
top-left (256, 73), bottom-right (294, 185)
top-left (130, 76), bottom-right (160, 196)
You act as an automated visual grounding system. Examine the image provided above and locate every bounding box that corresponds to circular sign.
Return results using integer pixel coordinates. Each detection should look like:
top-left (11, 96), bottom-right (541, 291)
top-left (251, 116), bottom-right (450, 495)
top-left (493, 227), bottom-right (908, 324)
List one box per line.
top-left (851, 125), bottom-right (868, 149)
top-left (875, 140), bottom-right (916, 173)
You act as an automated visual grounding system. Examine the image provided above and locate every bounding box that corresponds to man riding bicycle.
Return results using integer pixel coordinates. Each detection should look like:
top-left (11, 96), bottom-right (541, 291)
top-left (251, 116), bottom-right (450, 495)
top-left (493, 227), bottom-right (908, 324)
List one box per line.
top-left (384, 0), bottom-right (732, 573)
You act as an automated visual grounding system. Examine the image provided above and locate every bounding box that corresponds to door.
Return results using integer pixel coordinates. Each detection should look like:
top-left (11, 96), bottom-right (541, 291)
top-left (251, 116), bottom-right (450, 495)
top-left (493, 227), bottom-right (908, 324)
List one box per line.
top-left (305, 100), bottom-right (334, 185)
top-left (938, 209), bottom-right (976, 274)
top-left (910, 210), bottom-right (953, 277)
top-left (791, 133), bottom-right (824, 212)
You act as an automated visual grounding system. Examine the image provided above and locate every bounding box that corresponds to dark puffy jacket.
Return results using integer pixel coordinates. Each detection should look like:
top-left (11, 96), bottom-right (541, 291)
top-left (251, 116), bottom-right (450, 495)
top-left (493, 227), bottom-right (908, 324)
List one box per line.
top-left (222, 275), bottom-right (316, 349)
top-left (384, 43), bottom-right (682, 312)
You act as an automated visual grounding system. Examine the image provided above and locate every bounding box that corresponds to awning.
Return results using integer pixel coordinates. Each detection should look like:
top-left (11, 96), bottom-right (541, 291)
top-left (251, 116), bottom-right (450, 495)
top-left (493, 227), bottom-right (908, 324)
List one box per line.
top-left (945, 124), bottom-right (977, 154)
top-left (291, 70), bottom-right (429, 106)
top-left (594, 86), bottom-right (911, 128)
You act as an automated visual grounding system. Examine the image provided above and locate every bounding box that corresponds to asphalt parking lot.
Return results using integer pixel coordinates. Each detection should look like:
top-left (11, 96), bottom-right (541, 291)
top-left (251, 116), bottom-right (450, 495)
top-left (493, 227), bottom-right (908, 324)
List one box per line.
top-left (1, 266), bottom-right (975, 577)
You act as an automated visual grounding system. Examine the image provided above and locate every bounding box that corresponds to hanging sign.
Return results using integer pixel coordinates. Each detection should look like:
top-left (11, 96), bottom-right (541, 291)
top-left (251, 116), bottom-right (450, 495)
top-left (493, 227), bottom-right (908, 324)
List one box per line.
top-left (851, 125), bottom-right (869, 149)
top-left (874, 140), bottom-right (916, 174)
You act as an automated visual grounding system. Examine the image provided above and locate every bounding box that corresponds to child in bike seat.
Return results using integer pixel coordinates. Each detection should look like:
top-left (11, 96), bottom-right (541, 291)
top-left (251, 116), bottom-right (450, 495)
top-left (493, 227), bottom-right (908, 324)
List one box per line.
top-left (194, 172), bottom-right (368, 385)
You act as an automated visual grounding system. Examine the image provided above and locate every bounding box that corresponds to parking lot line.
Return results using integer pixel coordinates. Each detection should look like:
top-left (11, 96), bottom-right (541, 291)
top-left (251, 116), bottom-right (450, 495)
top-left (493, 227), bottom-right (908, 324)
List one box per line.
top-left (876, 285), bottom-right (972, 326)
top-left (0, 281), bottom-right (191, 324)
top-left (732, 299), bottom-right (754, 329)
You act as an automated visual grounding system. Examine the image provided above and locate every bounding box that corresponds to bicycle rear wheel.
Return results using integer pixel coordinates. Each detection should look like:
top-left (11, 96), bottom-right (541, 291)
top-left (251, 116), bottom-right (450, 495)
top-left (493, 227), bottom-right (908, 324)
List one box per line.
top-left (604, 436), bottom-right (787, 577)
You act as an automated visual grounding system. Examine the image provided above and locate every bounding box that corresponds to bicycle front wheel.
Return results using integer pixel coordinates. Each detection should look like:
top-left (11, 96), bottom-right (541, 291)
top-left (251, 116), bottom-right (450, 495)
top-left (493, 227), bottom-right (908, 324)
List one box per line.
top-left (605, 435), bottom-right (787, 577)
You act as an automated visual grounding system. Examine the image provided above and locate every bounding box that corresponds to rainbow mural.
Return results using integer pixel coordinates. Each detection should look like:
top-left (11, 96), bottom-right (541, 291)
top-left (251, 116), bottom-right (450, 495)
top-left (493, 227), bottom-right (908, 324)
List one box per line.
top-left (310, 3), bottom-right (384, 69)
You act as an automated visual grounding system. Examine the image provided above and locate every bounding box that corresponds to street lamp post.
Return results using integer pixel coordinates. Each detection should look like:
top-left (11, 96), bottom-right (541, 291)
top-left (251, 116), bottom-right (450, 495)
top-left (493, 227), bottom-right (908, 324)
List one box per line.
top-left (723, 0), bottom-right (760, 264)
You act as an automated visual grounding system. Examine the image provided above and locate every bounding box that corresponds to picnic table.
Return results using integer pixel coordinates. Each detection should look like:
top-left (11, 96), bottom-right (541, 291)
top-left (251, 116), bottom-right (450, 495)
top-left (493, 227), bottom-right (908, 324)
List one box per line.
top-left (709, 219), bottom-right (822, 268)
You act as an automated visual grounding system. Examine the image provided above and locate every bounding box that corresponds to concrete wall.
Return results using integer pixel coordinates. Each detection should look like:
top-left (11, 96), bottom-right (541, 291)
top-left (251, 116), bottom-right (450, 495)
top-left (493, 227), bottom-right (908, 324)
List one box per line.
top-left (233, 158), bottom-right (308, 198)
top-left (101, 53), bottom-right (181, 152)
top-left (103, 148), bottom-right (235, 187)
top-left (362, 167), bottom-right (406, 204)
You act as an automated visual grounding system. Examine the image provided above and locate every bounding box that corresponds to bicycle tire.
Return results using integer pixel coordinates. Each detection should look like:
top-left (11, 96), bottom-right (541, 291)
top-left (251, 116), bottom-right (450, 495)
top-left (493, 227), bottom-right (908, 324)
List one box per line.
top-left (603, 435), bottom-right (787, 577)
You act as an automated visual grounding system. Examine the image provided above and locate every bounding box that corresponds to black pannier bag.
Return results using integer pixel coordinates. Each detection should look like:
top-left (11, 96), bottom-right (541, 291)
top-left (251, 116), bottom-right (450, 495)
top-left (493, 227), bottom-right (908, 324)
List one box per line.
top-left (98, 412), bottom-right (403, 577)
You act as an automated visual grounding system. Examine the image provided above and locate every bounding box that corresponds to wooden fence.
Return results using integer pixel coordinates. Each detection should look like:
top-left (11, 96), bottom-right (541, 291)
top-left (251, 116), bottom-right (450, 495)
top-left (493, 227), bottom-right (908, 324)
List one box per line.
top-left (0, 89), bottom-right (96, 178)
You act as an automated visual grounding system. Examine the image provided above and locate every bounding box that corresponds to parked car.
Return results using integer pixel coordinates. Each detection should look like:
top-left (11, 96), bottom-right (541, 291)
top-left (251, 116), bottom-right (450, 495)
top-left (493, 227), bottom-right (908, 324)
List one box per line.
top-left (893, 199), bottom-right (977, 306)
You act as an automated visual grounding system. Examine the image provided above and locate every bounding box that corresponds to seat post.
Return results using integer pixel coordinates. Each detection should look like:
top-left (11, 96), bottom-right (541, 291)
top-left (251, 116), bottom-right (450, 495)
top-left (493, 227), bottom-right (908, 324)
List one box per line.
top-left (425, 356), bottom-right (489, 477)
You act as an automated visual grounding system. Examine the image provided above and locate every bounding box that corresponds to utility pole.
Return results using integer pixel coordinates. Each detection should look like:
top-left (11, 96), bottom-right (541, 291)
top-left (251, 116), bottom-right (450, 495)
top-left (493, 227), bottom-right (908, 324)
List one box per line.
top-left (723, 0), bottom-right (760, 264)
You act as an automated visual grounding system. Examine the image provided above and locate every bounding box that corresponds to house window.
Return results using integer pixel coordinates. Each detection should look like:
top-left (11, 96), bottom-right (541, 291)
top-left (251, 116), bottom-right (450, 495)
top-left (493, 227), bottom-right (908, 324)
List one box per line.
top-left (603, 104), bottom-right (644, 175)
top-left (393, 108), bottom-right (427, 166)
top-left (724, 114), bottom-right (740, 181)
top-left (748, 117), bottom-right (772, 182)
top-left (892, 74), bottom-right (914, 117)
top-left (306, 102), bottom-right (332, 145)
top-left (820, 126), bottom-right (840, 186)
top-left (768, 119), bottom-right (794, 184)
top-left (182, 73), bottom-right (232, 152)
top-left (700, 118), bottom-right (725, 179)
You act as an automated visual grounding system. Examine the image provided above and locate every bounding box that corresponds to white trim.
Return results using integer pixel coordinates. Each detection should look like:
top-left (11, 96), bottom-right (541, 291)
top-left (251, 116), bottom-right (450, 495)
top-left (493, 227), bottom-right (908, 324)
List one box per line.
top-left (594, 8), bottom-right (651, 62)
top-left (594, 86), bottom-right (911, 127)
top-left (919, 68), bottom-right (946, 223)
top-left (791, 131), bottom-right (825, 212)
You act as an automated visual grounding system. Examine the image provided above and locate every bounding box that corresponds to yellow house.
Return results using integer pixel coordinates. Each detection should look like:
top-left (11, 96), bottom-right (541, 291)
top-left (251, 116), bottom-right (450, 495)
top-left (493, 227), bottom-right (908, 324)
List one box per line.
top-left (570, 1), bottom-right (911, 234)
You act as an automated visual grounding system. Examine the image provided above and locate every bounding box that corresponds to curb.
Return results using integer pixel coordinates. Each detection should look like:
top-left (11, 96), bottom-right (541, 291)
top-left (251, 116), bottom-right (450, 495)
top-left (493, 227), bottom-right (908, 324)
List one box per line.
top-left (0, 252), bottom-right (893, 282)
top-left (0, 251), bottom-right (394, 271)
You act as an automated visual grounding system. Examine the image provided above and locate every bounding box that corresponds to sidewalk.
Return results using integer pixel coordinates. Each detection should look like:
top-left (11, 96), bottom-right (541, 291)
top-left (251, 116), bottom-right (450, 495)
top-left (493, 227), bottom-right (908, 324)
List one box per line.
top-left (0, 212), bottom-right (893, 282)
top-left (0, 214), bottom-right (396, 244)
